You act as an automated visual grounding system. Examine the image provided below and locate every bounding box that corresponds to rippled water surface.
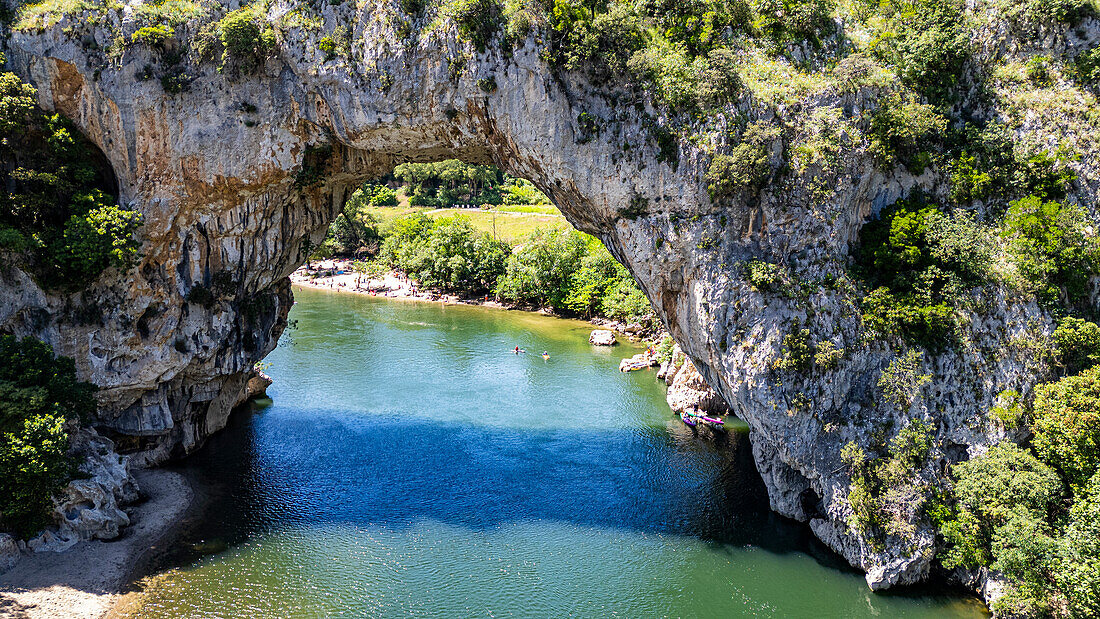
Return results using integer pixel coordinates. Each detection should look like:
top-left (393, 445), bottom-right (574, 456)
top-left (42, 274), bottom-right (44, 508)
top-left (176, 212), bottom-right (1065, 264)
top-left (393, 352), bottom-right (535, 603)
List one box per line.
top-left (118, 288), bottom-right (987, 617)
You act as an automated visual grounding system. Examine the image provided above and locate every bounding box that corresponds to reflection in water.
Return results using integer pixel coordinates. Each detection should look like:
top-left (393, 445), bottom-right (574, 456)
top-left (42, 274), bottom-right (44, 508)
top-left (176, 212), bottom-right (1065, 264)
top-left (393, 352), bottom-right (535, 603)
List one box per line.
top-left (119, 289), bottom-right (986, 618)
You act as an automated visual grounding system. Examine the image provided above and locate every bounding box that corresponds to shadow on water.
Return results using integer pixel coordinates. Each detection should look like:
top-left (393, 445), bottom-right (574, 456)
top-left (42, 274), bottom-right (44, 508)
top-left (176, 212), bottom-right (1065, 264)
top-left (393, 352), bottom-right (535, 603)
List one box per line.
top-left (148, 402), bottom-right (837, 579)
top-left (126, 290), bottom-right (985, 615)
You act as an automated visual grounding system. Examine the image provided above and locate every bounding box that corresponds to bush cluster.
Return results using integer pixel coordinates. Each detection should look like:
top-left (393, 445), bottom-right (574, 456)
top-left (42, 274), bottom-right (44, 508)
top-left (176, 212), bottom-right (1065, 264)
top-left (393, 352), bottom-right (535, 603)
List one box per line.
top-left (131, 24), bottom-right (174, 47)
top-left (752, 0), bottom-right (835, 43)
top-left (217, 5), bottom-right (276, 72)
top-left (0, 72), bottom-right (142, 289)
top-left (867, 95), bottom-right (947, 174)
top-left (853, 198), bottom-right (993, 348)
top-left (394, 159), bottom-right (503, 207)
top-left (0, 336), bottom-right (96, 538)
top-left (706, 121), bottom-right (779, 199)
top-left (442, 0), bottom-right (505, 53)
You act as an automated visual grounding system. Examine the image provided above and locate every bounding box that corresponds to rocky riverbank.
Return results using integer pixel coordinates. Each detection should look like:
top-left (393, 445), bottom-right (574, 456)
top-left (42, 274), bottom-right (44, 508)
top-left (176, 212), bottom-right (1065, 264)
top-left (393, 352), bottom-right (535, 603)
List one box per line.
top-left (292, 259), bottom-right (657, 341)
top-left (0, 468), bottom-right (193, 619)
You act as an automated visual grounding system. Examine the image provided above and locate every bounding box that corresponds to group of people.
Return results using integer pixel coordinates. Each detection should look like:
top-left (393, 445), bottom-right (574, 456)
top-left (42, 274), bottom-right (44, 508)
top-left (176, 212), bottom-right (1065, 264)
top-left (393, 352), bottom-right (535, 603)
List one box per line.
top-left (514, 346), bottom-right (550, 360)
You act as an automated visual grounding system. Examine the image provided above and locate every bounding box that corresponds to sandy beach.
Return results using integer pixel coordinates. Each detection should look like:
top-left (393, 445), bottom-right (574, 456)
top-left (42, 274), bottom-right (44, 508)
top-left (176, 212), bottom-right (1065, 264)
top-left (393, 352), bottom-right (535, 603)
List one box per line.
top-left (290, 258), bottom-right (510, 308)
top-left (0, 469), bottom-right (193, 619)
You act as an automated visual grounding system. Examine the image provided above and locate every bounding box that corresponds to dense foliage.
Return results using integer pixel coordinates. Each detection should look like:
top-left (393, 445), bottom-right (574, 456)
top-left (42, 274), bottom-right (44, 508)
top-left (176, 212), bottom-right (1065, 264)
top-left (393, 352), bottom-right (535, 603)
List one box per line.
top-left (381, 213), bottom-right (510, 293)
top-left (217, 5), bottom-right (276, 72)
top-left (0, 72), bottom-right (141, 288)
top-left (929, 364), bottom-right (1100, 616)
top-left (391, 160), bottom-right (549, 208)
top-left (0, 336), bottom-right (95, 538)
top-left (853, 198), bottom-right (994, 348)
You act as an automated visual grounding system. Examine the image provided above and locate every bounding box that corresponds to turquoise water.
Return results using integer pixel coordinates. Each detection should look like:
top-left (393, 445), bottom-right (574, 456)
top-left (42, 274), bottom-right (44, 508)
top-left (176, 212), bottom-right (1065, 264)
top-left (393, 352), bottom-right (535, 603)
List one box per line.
top-left (118, 288), bottom-right (987, 617)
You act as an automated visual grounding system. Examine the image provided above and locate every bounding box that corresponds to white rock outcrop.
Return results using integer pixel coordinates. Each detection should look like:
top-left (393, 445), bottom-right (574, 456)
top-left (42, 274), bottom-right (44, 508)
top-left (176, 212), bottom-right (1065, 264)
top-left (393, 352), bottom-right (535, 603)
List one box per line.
top-left (25, 428), bottom-right (139, 553)
top-left (665, 351), bottom-right (730, 417)
top-left (588, 329), bottom-right (616, 346)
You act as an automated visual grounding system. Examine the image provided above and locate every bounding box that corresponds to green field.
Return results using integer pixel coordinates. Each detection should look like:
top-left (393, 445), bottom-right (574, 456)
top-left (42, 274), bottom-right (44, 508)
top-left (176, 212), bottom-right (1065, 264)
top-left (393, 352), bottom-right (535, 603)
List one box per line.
top-left (363, 205), bottom-right (571, 244)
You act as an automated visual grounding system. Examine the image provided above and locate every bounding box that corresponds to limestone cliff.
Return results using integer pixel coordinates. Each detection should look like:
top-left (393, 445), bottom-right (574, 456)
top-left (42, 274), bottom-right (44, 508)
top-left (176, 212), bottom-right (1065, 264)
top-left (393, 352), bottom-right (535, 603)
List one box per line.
top-left (1, 0), bottom-right (1097, 599)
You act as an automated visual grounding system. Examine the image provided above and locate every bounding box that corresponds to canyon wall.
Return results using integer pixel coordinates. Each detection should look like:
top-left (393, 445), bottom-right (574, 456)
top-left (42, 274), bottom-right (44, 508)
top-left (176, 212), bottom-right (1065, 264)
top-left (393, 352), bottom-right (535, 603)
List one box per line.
top-left (1, 0), bottom-right (1097, 593)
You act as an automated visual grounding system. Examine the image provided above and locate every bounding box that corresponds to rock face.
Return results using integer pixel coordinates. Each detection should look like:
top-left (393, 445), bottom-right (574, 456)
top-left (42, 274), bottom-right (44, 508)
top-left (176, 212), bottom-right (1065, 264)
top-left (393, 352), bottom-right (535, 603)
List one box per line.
top-left (1, 1), bottom-right (1097, 595)
top-left (588, 329), bottom-right (616, 346)
top-left (664, 348), bottom-right (731, 418)
top-left (244, 369), bottom-right (273, 400)
top-left (1, 428), bottom-right (139, 570)
top-left (0, 534), bottom-right (18, 573)
top-left (26, 428), bottom-right (140, 554)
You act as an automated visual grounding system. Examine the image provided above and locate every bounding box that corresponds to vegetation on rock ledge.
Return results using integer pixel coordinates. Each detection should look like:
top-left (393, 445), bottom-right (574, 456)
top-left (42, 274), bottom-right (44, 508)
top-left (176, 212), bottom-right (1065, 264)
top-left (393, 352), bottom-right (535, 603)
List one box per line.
top-left (0, 336), bottom-right (95, 539)
top-left (0, 70), bottom-right (142, 289)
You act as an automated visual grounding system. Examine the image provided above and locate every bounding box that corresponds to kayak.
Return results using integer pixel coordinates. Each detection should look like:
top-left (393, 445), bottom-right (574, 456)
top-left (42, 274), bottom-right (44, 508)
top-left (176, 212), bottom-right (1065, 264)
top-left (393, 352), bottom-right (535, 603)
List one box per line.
top-left (682, 410), bottom-right (724, 427)
top-left (679, 411), bottom-right (697, 426)
top-left (542, 354), bottom-right (550, 360)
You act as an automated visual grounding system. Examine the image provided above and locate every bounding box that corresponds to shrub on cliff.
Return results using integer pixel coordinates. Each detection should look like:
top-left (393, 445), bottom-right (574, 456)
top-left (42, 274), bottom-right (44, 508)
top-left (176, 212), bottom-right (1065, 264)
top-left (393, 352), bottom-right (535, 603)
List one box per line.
top-left (936, 443), bottom-right (1062, 571)
top-left (1031, 366), bottom-right (1100, 492)
top-left (549, 0), bottom-right (647, 82)
top-left (753, 0), bottom-right (835, 43)
top-left (0, 72), bottom-right (142, 289)
top-left (0, 336), bottom-right (96, 538)
top-left (131, 24), bottom-right (174, 47)
top-left (1055, 473), bottom-right (1100, 618)
top-left (843, 421), bottom-right (935, 541)
top-left (637, 0), bottom-right (750, 54)
top-left (1002, 195), bottom-right (1100, 308)
top-left (853, 198), bottom-right (992, 348)
top-left (217, 5), bottom-right (276, 73)
top-left (442, 0), bottom-right (505, 53)
top-left (866, 0), bottom-right (971, 101)
top-left (55, 191), bottom-right (143, 280)
top-left (934, 442), bottom-right (1064, 616)
top-left (706, 121), bottom-right (779, 199)
top-left (867, 95), bottom-right (947, 174)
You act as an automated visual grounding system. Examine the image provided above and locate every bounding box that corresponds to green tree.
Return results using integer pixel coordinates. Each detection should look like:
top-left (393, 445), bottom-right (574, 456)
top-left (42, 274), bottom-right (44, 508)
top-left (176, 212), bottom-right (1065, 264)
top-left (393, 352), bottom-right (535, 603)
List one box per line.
top-left (1031, 366), bottom-right (1100, 491)
top-left (0, 336), bottom-right (96, 538)
top-left (1054, 317), bottom-right (1100, 375)
top-left (495, 227), bottom-right (587, 308)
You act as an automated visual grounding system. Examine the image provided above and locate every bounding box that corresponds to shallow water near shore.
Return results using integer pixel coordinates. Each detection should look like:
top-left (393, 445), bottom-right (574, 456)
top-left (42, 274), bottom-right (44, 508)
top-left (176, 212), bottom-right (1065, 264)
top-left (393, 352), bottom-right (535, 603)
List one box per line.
top-left (116, 287), bottom-right (987, 617)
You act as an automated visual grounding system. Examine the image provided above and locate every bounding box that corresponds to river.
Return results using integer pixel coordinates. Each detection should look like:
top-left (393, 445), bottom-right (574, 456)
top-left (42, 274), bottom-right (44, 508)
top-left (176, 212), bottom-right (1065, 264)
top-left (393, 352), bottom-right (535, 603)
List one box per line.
top-left (115, 287), bottom-right (987, 617)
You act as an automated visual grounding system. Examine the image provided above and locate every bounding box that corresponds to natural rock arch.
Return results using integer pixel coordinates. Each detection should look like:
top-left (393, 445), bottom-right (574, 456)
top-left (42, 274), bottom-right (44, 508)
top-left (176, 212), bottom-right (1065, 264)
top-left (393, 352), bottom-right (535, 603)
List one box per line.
top-left (2, 2), bottom-right (1081, 592)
